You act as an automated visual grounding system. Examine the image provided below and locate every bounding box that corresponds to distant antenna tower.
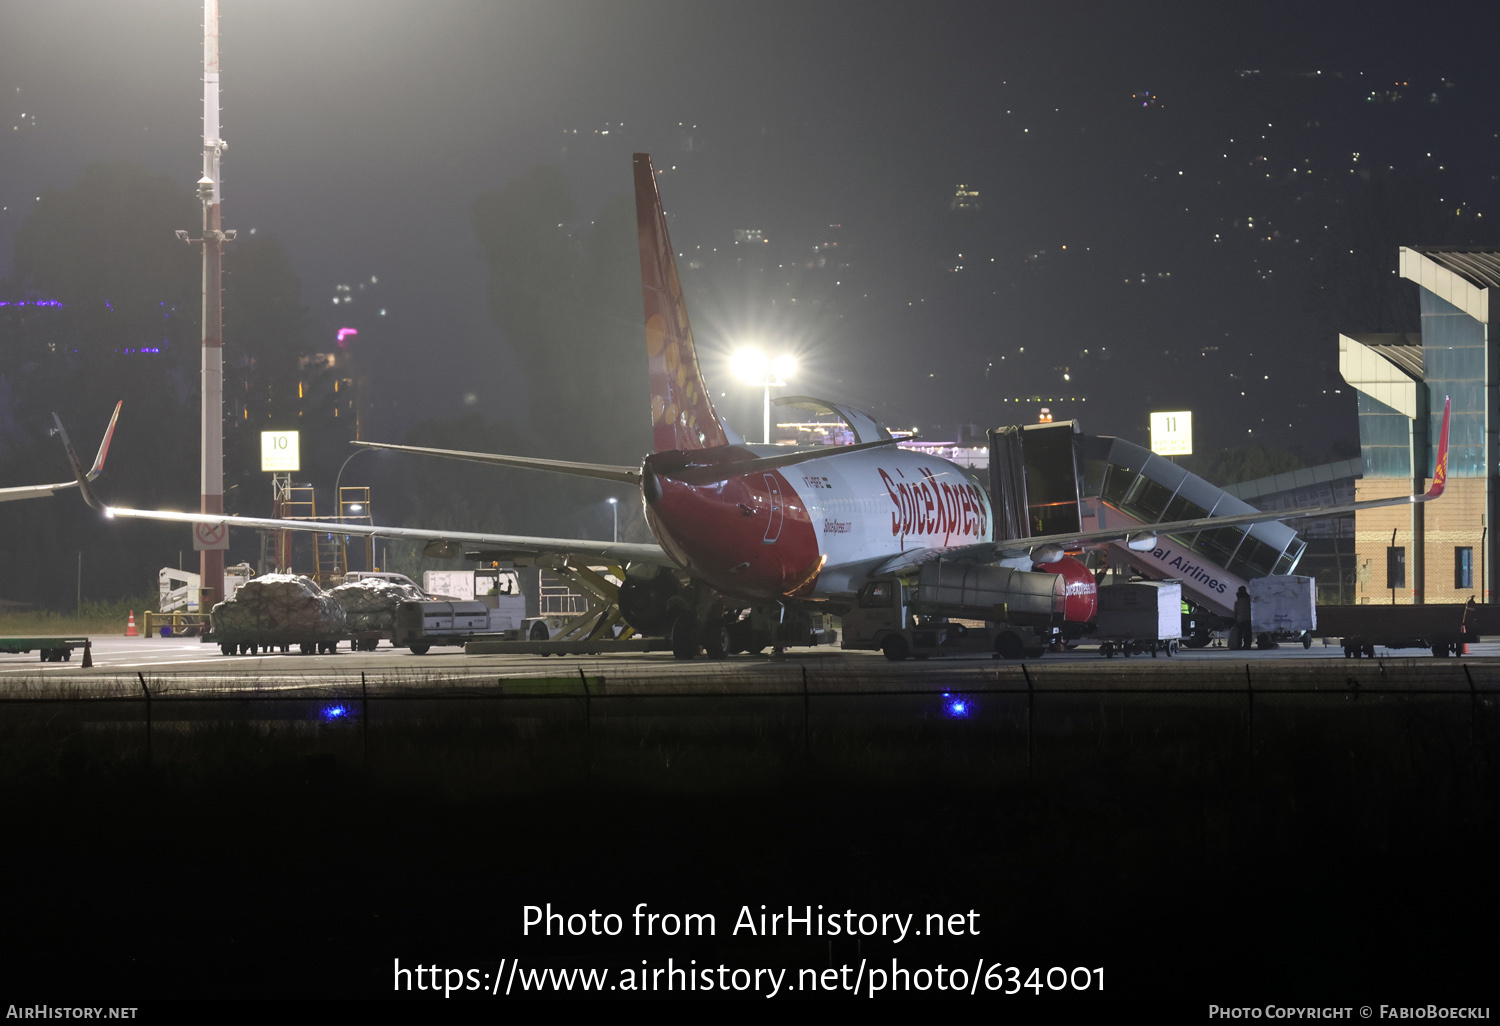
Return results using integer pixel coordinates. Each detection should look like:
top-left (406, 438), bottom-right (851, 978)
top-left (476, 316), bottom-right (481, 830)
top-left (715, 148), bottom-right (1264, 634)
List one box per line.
top-left (176, 0), bottom-right (237, 608)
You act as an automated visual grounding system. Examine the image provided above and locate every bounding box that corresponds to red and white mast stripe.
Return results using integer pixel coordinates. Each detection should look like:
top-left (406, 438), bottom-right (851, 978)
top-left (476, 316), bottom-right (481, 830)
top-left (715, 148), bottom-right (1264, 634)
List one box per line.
top-left (196, 0), bottom-right (232, 607)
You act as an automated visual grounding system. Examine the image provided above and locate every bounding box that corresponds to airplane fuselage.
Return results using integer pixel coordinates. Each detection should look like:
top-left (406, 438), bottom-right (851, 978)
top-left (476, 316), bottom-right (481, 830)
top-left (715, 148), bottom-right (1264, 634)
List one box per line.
top-left (644, 444), bottom-right (992, 602)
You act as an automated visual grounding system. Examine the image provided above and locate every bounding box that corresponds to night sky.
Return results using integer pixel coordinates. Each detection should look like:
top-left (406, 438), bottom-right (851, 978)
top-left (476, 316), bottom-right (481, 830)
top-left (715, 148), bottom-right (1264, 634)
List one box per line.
top-left (2, 0), bottom-right (1497, 462)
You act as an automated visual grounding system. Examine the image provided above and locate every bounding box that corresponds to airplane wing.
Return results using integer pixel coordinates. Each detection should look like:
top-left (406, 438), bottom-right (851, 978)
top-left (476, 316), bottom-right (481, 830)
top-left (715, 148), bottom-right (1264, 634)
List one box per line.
top-left (60, 412), bottom-right (671, 569)
top-left (0, 401), bottom-right (123, 503)
top-left (351, 440), bottom-right (642, 485)
top-left (876, 396), bottom-right (1452, 575)
top-left (94, 507), bottom-right (671, 568)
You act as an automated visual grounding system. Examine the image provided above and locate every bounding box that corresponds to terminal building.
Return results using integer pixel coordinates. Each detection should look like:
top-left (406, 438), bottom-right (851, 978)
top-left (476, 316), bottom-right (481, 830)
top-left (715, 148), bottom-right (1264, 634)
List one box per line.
top-left (1339, 247), bottom-right (1498, 604)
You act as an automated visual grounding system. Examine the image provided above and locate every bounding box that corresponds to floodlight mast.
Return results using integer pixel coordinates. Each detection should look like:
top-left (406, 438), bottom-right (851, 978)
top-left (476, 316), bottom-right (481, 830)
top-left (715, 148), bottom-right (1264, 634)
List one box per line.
top-left (193, 0), bottom-right (234, 609)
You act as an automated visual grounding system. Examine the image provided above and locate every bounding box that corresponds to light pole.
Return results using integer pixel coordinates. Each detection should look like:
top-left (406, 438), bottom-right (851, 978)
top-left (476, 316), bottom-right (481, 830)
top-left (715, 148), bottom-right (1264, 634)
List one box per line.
top-left (334, 447), bottom-right (381, 571)
top-left (333, 448), bottom-right (378, 522)
top-left (607, 497), bottom-right (618, 543)
top-left (732, 348), bottom-right (797, 444)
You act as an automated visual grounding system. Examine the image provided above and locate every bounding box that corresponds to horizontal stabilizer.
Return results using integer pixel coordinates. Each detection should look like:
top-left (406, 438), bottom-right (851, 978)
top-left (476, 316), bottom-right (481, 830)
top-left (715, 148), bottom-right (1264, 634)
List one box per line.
top-left (663, 438), bottom-right (898, 486)
top-left (352, 440), bottom-right (642, 485)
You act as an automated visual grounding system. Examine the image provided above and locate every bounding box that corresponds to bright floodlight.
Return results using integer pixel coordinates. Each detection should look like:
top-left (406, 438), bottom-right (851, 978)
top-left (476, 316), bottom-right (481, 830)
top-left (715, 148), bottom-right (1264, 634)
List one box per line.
top-left (732, 347), bottom-right (768, 383)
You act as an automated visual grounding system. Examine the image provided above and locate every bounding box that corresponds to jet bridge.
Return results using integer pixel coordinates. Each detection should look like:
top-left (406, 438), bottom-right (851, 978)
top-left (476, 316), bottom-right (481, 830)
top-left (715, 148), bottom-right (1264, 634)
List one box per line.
top-left (988, 424), bottom-right (1306, 617)
top-left (1079, 436), bottom-right (1305, 616)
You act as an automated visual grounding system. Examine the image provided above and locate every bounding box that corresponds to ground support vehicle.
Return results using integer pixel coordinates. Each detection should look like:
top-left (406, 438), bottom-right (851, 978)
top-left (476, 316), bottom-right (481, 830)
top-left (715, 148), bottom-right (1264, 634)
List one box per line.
top-left (841, 560), bottom-right (1065, 661)
top-left (0, 636), bottom-right (90, 662)
top-left (159, 564), bottom-right (254, 616)
top-left (392, 600), bottom-right (493, 655)
top-left (1179, 601), bottom-right (1232, 648)
top-left (1316, 603), bottom-right (1496, 659)
top-left (1093, 581), bottom-right (1183, 658)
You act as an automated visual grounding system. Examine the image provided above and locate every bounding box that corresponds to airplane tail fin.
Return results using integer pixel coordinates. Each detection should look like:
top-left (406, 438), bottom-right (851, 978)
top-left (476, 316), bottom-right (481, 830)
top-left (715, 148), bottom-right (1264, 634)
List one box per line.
top-left (1423, 394), bottom-right (1451, 501)
top-left (87, 400), bottom-right (123, 480)
top-left (54, 409), bottom-right (108, 513)
top-left (634, 153), bottom-right (730, 453)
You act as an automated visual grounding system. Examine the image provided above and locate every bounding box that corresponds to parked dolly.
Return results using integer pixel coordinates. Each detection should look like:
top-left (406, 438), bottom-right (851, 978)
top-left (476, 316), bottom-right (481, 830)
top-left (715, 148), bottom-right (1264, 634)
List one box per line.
top-left (1315, 602), bottom-right (1492, 659)
top-left (0, 636), bottom-right (91, 662)
top-left (215, 631), bottom-right (343, 656)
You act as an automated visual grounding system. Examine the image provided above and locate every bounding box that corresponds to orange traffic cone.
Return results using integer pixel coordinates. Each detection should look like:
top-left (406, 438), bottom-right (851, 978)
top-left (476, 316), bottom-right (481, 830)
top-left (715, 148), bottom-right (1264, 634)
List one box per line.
top-left (124, 611), bottom-right (139, 637)
top-left (81, 640), bottom-right (92, 668)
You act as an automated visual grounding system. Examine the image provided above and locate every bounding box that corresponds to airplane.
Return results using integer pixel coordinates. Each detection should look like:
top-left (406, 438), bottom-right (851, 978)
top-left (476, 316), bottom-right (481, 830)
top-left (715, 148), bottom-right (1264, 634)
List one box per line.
top-left (1, 400), bottom-right (121, 503)
top-left (65, 155), bottom-right (1452, 658)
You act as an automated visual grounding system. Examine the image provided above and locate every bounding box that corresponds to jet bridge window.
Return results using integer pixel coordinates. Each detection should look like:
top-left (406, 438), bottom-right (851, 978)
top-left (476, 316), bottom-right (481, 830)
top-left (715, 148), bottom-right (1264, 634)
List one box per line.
top-left (1100, 465), bottom-right (1138, 508)
top-left (858, 582), bottom-right (895, 608)
top-left (1229, 536), bottom-right (1281, 578)
top-left (1120, 476), bottom-right (1176, 523)
top-left (1161, 495), bottom-right (1208, 524)
top-left (1191, 526), bottom-right (1245, 569)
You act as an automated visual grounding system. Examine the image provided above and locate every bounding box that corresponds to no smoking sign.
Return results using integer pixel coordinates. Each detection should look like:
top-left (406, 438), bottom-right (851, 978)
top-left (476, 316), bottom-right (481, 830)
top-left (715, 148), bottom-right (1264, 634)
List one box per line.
top-left (193, 521), bottom-right (229, 551)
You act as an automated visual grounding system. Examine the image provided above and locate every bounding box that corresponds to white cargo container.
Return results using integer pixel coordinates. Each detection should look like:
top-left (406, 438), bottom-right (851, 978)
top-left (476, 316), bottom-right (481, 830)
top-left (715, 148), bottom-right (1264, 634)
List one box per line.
top-left (1093, 580), bottom-right (1182, 657)
top-left (1248, 575), bottom-right (1316, 634)
top-left (1246, 574), bottom-right (1316, 648)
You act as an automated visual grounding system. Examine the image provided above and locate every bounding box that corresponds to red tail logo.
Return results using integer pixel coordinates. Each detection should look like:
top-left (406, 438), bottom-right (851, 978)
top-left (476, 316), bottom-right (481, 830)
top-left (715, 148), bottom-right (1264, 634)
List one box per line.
top-left (634, 153), bottom-right (729, 453)
top-left (1427, 395), bottom-right (1451, 499)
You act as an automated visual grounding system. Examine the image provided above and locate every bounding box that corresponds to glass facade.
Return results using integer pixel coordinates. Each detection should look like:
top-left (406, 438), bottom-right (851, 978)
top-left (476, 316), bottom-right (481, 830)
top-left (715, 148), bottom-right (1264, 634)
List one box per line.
top-left (1346, 259), bottom-right (1495, 604)
top-left (1357, 391), bottom-right (1412, 480)
top-left (1419, 292), bottom-right (1486, 478)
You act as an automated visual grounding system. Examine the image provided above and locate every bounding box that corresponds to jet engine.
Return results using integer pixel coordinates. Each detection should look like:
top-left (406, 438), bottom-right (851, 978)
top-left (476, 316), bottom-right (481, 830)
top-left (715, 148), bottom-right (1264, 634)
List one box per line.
top-left (616, 564), bottom-right (683, 635)
top-left (1034, 555), bottom-right (1098, 634)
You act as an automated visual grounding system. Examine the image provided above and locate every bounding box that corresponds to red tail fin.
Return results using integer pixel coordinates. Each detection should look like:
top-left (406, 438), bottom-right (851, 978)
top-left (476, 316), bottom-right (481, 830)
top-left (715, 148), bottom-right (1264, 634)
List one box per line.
top-left (1424, 395), bottom-right (1451, 500)
top-left (634, 153), bottom-right (729, 453)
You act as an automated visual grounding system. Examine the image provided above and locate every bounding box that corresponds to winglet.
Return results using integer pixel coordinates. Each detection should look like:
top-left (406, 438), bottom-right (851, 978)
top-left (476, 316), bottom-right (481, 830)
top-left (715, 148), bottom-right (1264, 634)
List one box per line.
top-left (87, 400), bottom-right (123, 480)
top-left (53, 412), bottom-right (106, 513)
top-left (1420, 395), bottom-right (1451, 502)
